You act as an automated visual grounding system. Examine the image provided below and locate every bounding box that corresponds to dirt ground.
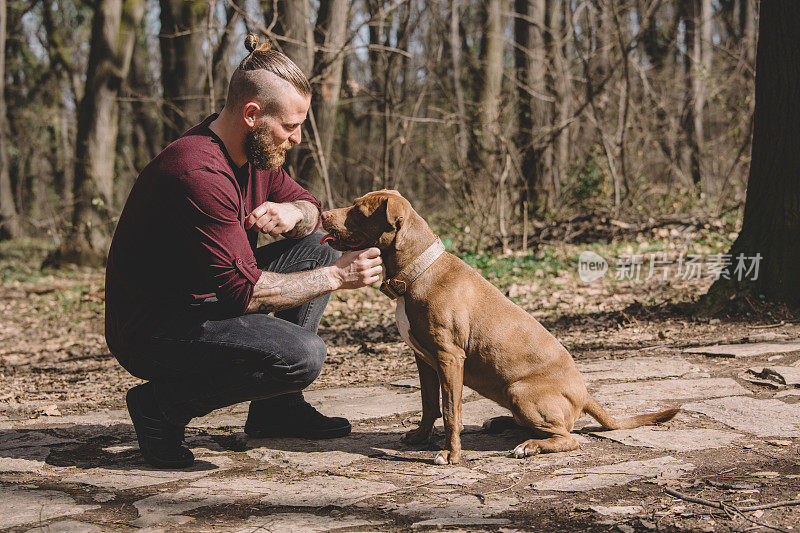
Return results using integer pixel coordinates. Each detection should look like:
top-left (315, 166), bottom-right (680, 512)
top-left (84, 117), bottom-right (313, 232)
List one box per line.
top-left (1, 227), bottom-right (799, 532)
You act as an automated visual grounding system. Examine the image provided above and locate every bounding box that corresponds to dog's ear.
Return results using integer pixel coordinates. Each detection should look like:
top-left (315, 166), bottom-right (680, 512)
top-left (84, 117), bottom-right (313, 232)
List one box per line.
top-left (385, 195), bottom-right (406, 229)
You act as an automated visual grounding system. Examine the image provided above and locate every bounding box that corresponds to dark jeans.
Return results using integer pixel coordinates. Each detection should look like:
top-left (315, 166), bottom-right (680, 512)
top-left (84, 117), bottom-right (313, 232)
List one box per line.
top-left (117, 232), bottom-right (341, 425)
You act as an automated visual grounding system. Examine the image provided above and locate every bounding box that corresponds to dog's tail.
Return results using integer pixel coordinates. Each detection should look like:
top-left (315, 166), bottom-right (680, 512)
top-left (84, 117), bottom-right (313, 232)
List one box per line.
top-left (583, 396), bottom-right (680, 430)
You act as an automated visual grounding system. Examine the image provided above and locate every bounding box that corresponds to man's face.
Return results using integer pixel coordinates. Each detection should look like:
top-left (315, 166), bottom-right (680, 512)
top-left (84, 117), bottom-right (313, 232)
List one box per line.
top-left (245, 87), bottom-right (310, 170)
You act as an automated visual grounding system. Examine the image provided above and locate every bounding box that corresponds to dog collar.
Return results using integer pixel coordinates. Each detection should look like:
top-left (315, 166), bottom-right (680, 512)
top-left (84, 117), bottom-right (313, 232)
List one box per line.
top-left (380, 237), bottom-right (445, 300)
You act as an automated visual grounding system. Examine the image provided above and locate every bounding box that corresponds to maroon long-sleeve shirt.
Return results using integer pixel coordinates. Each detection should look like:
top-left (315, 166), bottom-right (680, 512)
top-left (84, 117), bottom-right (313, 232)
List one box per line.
top-left (105, 115), bottom-right (322, 354)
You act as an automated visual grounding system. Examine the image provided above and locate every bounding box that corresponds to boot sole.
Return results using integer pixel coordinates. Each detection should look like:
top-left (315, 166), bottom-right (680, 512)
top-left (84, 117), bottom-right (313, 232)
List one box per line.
top-left (245, 422), bottom-right (352, 440)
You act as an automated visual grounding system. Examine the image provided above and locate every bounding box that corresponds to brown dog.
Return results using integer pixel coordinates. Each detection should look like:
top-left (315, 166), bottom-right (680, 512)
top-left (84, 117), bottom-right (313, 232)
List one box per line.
top-left (321, 190), bottom-right (679, 465)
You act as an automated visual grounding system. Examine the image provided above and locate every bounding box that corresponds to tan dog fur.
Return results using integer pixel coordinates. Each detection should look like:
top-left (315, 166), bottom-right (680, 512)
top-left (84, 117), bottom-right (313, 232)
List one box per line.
top-left (321, 190), bottom-right (679, 464)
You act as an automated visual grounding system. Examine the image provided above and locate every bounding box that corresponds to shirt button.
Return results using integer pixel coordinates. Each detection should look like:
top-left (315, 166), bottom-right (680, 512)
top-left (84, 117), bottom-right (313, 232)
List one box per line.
top-left (235, 259), bottom-right (242, 265)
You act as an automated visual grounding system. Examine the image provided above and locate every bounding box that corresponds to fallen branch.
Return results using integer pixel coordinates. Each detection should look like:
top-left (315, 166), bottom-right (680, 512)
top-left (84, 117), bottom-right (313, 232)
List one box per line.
top-left (666, 487), bottom-right (800, 512)
top-left (665, 488), bottom-right (799, 533)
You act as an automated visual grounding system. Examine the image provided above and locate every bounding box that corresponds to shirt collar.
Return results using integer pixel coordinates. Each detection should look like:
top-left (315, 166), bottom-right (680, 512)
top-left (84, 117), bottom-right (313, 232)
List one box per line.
top-left (200, 113), bottom-right (249, 175)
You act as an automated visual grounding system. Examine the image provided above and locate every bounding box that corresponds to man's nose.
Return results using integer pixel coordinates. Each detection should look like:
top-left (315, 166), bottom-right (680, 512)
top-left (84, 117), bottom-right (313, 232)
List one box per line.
top-left (289, 126), bottom-right (301, 145)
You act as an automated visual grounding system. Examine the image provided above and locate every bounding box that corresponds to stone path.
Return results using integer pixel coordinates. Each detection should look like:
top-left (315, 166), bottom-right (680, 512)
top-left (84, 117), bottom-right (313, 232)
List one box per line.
top-left (2, 342), bottom-right (799, 531)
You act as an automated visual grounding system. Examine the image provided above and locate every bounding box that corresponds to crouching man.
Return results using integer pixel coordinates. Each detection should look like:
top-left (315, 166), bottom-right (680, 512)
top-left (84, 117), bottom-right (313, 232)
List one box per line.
top-left (105, 35), bottom-right (382, 468)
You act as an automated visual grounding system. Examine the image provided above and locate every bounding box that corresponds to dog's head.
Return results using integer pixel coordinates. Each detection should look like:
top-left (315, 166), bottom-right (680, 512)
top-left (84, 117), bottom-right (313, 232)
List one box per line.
top-left (321, 189), bottom-right (413, 251)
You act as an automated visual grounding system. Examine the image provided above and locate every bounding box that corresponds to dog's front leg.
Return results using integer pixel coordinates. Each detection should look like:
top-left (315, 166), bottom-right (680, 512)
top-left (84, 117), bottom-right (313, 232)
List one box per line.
top-left (434, 350), bottom-right (465, 465)
top-left (403, 355), bottom-right (441, 445)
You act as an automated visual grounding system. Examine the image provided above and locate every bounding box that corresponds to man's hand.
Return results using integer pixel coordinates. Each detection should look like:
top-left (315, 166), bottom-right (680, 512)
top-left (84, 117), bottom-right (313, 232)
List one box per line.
top-left (245, 247), bottom-right (383, 314)
top-left (327, 248), bottom-right (383, 290)
top-left (245, 201), bottom-right (303, 237)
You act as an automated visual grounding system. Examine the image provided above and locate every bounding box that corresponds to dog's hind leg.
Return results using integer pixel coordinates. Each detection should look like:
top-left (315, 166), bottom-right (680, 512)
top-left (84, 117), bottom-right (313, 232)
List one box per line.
top-left (508, 391), bottom-right (581, 458)
top-left (512, 433), bottom-right (580, 458)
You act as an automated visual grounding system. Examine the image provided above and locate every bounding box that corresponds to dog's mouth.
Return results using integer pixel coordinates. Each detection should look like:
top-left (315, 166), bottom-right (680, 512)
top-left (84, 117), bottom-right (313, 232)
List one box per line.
top-left (320, 230), bottom-right (365, 250)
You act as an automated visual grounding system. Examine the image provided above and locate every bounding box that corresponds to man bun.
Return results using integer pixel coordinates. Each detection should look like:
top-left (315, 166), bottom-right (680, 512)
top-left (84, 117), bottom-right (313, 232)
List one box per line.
top-left (244, 34), bottom-right (272, 54)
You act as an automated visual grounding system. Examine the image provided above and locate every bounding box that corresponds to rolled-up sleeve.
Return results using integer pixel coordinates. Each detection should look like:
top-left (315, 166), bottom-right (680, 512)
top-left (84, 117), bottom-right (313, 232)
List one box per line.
top-left (176, 169), bottom-right (261, 314)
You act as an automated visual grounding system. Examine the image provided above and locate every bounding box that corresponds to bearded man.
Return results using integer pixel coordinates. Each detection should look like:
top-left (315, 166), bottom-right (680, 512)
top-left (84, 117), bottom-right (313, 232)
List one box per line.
top-left (105, 35), bottom-right (382, 469)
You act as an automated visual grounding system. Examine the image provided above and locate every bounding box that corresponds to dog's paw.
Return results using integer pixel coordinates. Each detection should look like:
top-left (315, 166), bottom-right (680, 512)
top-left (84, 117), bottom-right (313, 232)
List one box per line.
top-left (433, 450), bottom-right (460, 465)
top-left (512, 442), bottom-right (540, 459)
top-left (402, 427), bottom-right (432, 445)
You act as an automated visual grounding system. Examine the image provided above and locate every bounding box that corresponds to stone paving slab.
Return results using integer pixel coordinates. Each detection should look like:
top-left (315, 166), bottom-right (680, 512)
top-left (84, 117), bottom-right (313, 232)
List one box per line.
top-left (0, 446), bottom-right (50, 474)
top-left (25, 520), bottom-right (101, 533)
top-left (577, 357), bottom-right (705, 382)
top-left (0, 485), bottom-right (100, 529)
top-left (411, 517), bottom-right (512, 528)
top-left (245, 447), bottom-right (364, 473)
top-left (590, 377), bottom-right (750, 410)
top-left (132, 488), bottom-right (235, 528)
top-left (10, 410), bottom-right (130, 429)
top-left (304, 387), bottom-right (423, 421)
top-left (684, 396), bottom-right (800, 437)
top-left (530, 456), bottom-right (695, 492)
top-left (233, 513), bottom-right (387, 532)
top-left (389, 493), bottom-right (519, 519)
top-left (0, 430), bottom-right (77, 450)
top-left (588, 505), bottom-right (645, 516)
top-left (590, 427), bottom-right (744, 451)
top-left (257, 475), bottom-right (397, 507)
top-left (684, 341), bottom-right (800, 358)
top-left (61, 456), bottom-right (232, 490)
top-left (192, 387), bottom-right (428, 428)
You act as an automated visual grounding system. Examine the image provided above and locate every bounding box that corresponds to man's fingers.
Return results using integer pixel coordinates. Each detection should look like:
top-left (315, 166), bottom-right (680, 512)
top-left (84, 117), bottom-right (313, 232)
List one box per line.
top-left (250, 203), bottom-right (270, 219)
top-left (260, 218), bottom-right (278, 235)
top-left (247, 202), bottom-right (277, 229)
top-left (360, 256), bottom-right (382, 269)
top-left (364, 266), bottom-right (383, 278)
top-left (360, 247), bottom-right (381, 259)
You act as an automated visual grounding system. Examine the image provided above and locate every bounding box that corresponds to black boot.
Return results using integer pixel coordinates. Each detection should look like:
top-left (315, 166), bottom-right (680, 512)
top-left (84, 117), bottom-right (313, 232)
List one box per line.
top-left (245, 393), bottom-right (351, 439)
top-left (126, 383), bottom-right (194, 469)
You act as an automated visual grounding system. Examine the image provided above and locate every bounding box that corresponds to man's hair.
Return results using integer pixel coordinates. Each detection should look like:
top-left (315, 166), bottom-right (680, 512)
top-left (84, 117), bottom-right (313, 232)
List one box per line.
top-left (225, 34), bottom-right (311, 111)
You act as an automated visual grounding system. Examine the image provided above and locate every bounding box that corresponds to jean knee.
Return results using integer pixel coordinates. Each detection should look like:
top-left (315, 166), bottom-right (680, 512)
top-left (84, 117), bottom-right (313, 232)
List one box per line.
top-left (294, 334), bottom-right (327, 388)
top-left (308, 232), bottom-right (341, 266)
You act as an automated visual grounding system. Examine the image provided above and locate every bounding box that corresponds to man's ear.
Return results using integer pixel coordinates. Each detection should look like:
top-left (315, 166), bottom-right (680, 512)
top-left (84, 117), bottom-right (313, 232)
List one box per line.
top-left (243, 102), bottom-right (261, 128)
top-left (385, 196), bottom-right (406, 229)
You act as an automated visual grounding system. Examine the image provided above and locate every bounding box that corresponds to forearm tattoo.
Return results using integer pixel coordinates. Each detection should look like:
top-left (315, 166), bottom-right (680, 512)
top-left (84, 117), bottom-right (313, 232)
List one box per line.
top-left (283, 200), bottom-right (319, 239)
top-left (245, 268), bottom-right (333, 314)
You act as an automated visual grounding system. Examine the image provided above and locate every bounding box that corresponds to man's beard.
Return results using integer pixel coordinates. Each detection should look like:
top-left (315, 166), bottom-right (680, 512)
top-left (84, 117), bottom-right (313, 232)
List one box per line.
top-left (244, 124), bottom-right (289, 170)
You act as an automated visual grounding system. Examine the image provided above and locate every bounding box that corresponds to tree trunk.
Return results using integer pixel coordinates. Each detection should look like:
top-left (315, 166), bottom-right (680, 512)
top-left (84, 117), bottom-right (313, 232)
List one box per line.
top-left (212, 4), bottom-right (241, 107)
top-left (0, 0), bottom-right (20, 239)
top-left (692, 0), bottom-right (712, 193)
top-left (44, 0), bottom-right (145, 267)
top-left (700, 0), bottom-right (800, 311)
top-left (129, 20), bottom-right (163, 171)
top-left (276, 0), bottom-right (314, 76)
top-left (514, 0), bottom-right (550, 210)
top-left (680, 0), bottom-right (702, 187)
top-left (740, 0), bottom-right (756, 64)
top-left (552, 0), bottom-right (570, 201)
top-left (160, 0), bottom-right (209, 140)
top-left (307, 0), bottom-right (349, 200)
top-left (450, 0), bottom-right (468, 168)
top-left (473, 0), bottom-right (507, 175)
